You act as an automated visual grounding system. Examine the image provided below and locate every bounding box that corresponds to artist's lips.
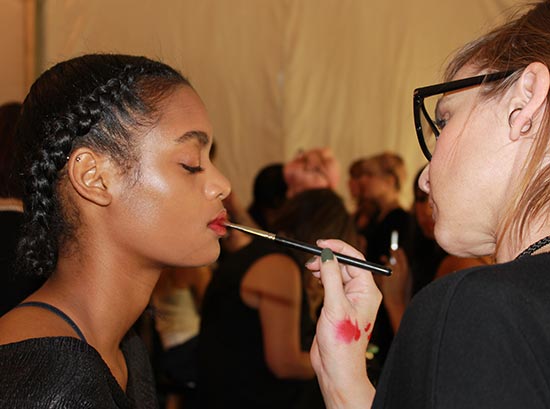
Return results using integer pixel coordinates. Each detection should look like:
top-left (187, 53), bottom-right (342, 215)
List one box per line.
top-left (208, 211), bottom-right (228, 236)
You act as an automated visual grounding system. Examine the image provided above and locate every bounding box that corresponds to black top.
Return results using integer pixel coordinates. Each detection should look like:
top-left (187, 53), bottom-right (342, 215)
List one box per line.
top-left (374, 252), bottom-right (550, 409)
top-left (0, 210), bottom-right (46, 316)
top-left (0, 331), bottom-right (158, 408)
top-left (408, 225), bottom-right (448, 296)
top-left (198, 238), bottom-right (320, 409)
top-left (362, 207), bottom-right (412, 383)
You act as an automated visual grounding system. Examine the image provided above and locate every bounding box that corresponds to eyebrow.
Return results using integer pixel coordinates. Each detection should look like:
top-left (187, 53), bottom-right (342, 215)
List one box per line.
top-left (174, 130), bottom-right (209, 146)
top-left (434, 94), bottom-right (452, 120)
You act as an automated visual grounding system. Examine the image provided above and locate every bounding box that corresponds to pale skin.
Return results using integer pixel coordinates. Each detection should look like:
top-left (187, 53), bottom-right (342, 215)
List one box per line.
top-left (307, 61), bottom-right (550, 408)
top-left (0, 86), bottom-right (231, 390)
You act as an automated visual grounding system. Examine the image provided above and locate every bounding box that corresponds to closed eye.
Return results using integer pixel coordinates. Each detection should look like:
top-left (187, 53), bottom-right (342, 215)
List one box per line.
top-left (180, 163), bottom-right (204, 174)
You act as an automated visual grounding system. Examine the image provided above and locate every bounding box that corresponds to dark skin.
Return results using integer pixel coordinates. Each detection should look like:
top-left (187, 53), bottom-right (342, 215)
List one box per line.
top-left (0, 86), bottom-right (231, 389)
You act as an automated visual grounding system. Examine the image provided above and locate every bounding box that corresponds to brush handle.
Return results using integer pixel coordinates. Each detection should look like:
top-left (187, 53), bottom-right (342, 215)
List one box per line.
top-left (275, 236), bottom-right (392, 276)
top-left (224, 222), bottom-right (392, 275)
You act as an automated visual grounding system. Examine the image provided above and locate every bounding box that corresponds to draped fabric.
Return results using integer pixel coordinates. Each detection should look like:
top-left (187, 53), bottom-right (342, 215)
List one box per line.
top-left (0, 0), bottom-right (30, 103)
top-left (1, 0), bottom-right (527, 207)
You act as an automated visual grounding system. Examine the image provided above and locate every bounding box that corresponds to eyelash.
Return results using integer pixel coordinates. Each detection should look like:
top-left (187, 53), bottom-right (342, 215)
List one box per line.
top-left (434, 117), bottom-right (447, 131)
top-left (180, 163), bottom-right (204, 174)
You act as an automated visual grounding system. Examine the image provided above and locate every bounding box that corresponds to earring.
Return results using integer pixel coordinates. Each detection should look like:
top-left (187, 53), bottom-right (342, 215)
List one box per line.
top-left (75, 156), bottom-right (82, 162)
top-left (508, 108), bottom-right (532, 134)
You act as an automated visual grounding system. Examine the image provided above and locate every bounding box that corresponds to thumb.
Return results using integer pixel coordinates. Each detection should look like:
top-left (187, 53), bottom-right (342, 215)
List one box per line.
top-left (319, 248), bottom-right (347, 312)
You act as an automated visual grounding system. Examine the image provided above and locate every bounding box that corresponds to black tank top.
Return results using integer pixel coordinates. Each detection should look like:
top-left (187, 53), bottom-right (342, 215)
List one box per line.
top-left (198, 238), bottom-right (320, 409)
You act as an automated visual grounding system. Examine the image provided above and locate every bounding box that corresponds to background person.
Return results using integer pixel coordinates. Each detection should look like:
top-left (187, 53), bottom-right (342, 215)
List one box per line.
top-left (198, 188), bottom-right (358, 409)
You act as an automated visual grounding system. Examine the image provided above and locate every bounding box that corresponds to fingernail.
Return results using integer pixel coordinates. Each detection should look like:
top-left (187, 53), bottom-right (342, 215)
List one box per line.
top-left (321, 248), bottom-right (334, 263)
top-left (305, 256), bottom-right (317, 265)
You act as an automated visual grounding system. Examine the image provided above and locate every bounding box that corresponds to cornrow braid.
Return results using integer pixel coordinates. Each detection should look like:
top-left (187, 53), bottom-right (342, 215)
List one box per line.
top-left (15, 54), bottom-right (189, 278)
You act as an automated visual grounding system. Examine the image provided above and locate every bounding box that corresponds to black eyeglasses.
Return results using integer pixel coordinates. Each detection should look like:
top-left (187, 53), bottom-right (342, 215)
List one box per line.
top-left (413, 70), bottom-right (516, 161)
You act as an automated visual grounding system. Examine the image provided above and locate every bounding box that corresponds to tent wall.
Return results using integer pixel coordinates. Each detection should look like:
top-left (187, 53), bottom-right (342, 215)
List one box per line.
top-left (0, 0), bottom-right (34, 104)
top-left (1, 0), bottom-right (528, 208)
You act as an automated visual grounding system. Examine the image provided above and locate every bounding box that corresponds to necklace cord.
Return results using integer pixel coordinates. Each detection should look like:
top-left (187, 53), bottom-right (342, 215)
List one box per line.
top-left (515, 235), bottom-right (550, 259)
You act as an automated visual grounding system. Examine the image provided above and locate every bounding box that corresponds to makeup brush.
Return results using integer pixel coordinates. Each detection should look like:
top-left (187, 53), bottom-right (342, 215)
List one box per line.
top-left (224, 222), bottom-right (392, 276)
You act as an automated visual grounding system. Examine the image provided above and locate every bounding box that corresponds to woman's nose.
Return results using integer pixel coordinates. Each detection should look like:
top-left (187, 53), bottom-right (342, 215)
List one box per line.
top-left (206, 166), bottom-right (231, 201)
top-left (418, 164), bottom-right (430, 195)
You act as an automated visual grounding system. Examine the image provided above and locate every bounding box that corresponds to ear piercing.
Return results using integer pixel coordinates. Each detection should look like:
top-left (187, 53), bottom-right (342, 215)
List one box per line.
top-left (75, 156), bottom-right (82, 162)
top-left (508, 107), bottom-right (533, 134)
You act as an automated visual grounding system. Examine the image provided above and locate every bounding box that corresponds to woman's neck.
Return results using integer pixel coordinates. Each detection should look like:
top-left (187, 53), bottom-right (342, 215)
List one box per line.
top-left (31, 255), bottom-right (160, 355)
top-left (496, 222), bottom-right (550, 263)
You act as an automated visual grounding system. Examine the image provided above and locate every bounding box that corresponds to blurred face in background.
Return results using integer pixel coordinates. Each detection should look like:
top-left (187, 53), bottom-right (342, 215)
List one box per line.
top-left (355, 160), bottom-right (396, 205)
top-left (283, 148), bottom-right (340, 198)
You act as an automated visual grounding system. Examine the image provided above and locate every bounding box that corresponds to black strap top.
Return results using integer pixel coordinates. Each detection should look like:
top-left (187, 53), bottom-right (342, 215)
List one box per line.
top-left (14, 301), bottom-right (87, 343)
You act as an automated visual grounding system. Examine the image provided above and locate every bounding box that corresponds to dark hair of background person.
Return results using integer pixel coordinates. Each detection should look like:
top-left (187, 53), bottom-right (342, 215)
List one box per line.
top-left (0, 102), bottom-right (23, 198)
top-left (271, 188), bottom-right (359, 265)
top-left (247, 163), bottom-right (288, 230)
top-left (14, 54), bottom-right (190, 279)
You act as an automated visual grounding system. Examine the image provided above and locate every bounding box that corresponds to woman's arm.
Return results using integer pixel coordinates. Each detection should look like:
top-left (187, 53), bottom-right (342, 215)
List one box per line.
top-left (241, 253), bottom-right (314, 379)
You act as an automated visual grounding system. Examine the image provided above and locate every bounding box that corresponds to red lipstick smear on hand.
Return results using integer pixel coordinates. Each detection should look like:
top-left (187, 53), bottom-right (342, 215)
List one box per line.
top-left (364, 322), bottom-right (372, 341)
top-left (336, 318), bottom-right (361, 343)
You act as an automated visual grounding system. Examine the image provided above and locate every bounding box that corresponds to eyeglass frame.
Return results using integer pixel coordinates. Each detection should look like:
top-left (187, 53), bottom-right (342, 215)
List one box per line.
top-left (413, 70), bottom-right (517, 161)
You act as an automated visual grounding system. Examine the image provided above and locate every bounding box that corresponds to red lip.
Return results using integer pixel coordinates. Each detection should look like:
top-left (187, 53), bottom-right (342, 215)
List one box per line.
top-left (208, 210), bottom-right (228, 236)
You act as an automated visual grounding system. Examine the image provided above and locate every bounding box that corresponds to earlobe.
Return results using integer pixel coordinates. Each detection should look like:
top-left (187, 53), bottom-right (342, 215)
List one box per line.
top-left (67, 149), bottom-right (112, 206)
top-left (508, 62), bottom-right (550, 141)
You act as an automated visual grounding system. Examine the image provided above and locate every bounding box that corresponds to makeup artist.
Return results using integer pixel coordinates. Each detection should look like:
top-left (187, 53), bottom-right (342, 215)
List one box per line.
top-left (307, 1), bottom-right (550, 408)
top-left (0, 54), bottom-right (230, 407)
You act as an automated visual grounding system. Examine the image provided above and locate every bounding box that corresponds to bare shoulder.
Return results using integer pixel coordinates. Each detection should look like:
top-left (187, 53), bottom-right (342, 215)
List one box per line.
top-left (0, 306), bottom-right (78, 345)
top-left (244, 253), bottom-right (301, 296)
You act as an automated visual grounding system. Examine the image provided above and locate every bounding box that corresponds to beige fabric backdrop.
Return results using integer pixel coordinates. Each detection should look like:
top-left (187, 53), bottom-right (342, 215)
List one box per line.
top-left (4, 0), bottom-right (529, 209)
top-left (0, 0), bottom-right (33, 104)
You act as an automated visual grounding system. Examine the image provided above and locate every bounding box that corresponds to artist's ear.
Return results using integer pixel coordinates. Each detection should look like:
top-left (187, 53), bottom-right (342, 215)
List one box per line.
top-left (67, 148), bottom-right (113, 206)
top-left (508, 62), bottom-right (550, 141)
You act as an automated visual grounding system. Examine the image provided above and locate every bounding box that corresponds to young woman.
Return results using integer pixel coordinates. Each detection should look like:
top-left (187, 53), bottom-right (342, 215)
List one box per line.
top-left (308, 2), bottom-right (550, 408)
top-left (0, 54), bottom-right (230, 408)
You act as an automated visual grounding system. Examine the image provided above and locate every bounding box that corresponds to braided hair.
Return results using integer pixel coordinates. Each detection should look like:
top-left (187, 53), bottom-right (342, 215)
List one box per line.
top-left (15, 54), bottom-right (190, 278)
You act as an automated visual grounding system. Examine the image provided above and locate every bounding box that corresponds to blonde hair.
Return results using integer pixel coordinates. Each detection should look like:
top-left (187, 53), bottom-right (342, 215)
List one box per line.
top-left (445, 1), bottom-right (550, 253)
top-left (364, 152), bottom-right (406, 192)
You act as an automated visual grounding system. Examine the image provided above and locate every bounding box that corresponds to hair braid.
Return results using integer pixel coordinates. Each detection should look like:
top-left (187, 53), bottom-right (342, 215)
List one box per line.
top-left (15, 54), bottom-right (188, 278)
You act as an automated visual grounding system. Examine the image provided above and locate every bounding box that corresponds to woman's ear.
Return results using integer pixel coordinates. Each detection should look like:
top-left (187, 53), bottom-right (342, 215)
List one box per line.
top-left (67, 148), bottom-right (113, 206)
top-left (509, 62), bottom-right (550, 141)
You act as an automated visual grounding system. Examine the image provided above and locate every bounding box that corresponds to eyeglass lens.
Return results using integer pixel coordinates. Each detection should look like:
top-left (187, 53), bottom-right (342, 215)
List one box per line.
top-left (420, 94), bottom-right (441, 159)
